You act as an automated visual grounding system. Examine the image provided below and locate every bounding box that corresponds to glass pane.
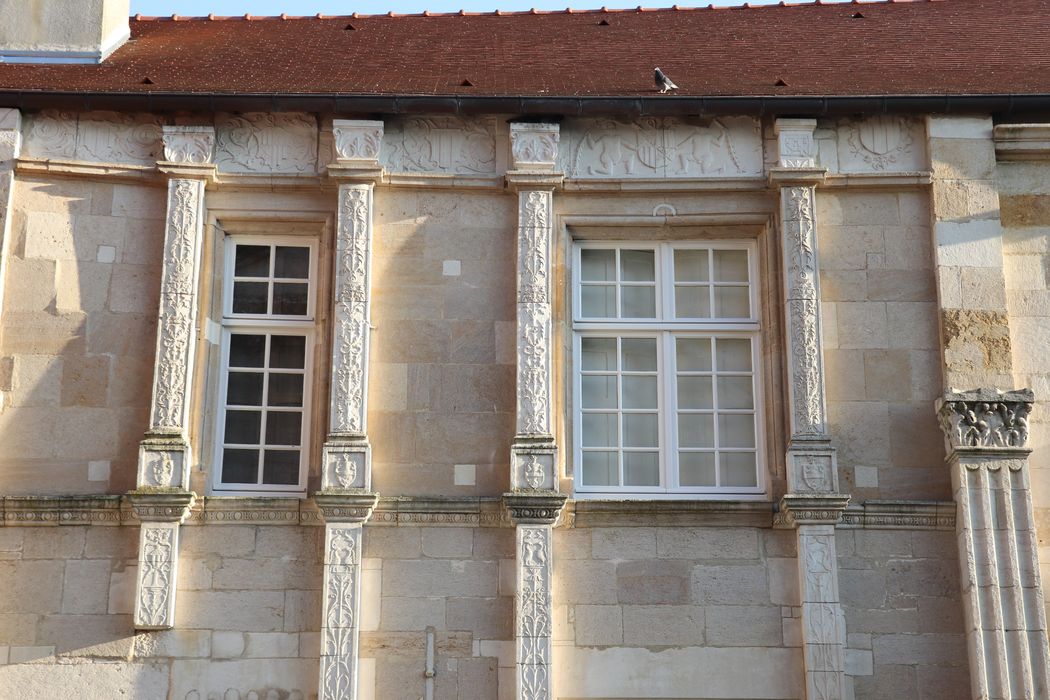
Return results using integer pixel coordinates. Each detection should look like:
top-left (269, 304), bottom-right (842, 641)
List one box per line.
top-left (717, 376), bottom-right (755, 410)
top-left (582, 375), bottom-right (617, 409)
top-left (268, 373), bottom-right (304, 407)
top-left (270, 335), bottom-right (307, 369)
top-left (623, 452), bottom-right (659, 486)
top-left (581, 249), bottom-right (615, 282)
top-left (718, 414), bottom-right (756, 448)
top-left (715, 338), bottom-right (752, 372)
top-left (677, 376), bottom-right (713, 410)
top-left (621, 338), bottom-right (657, 372)
top-left (582, 451), bottom-right (617, 486)
top-left (224, 409), bottom-right (261, 445)
top-left (712, 249), bottom-right (749, 282)
top-left (621, 286), bottom-right (655, 318)
top-left (221, 448), bottom-right (259, 484)
top-left (721, 452), bottom-right (758, 487)
top-left (676, 338), bottom-right (712, 372)
top-left (266, 411), bottom-right (303, 446)
top-left (234, 245), bottom-right (270, 277)
top-left (232, 281), bottom-right (269, 314)
top-left (274, 246), bottom-right (310, 279)
top-left (227, 371), bottom-right (263, 406)
top-left (229, 334), bottom-right (266, 368)
top-left (713, 286), bottom-right (750, 319)
top-left (581, 285), bottom-right (615, 318)
top-left (674, 249), bottom-right (709, 282)
top-left (622, 376), bottom-right (657, 409)
top-left (679, 452), bottom-right (716, 486)
top-left (678, 413), bottom-right (714, 448)
top-left (675, 285), bottom-right (710, 318)
top-left (581, 337), bottom-right (617, 371)
top-left (620, 249), bottom-right (655, 282)
top-left (623, 413), bottom-right (659, 448)
top-left (273, 283), bottom-right (309, 316)
top-left (582, 413), bottom-right (617, 448)
top-left (263, 449), bottom-right (301, 485)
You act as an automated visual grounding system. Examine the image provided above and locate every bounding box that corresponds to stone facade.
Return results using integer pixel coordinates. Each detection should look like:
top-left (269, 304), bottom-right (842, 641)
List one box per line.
top-left (0, 105), bottom-right (1045, 700)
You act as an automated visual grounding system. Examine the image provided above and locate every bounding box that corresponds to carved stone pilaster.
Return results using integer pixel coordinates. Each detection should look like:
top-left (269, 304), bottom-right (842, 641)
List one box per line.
top-left (0, 109), bottom-right (21, 353)
top-left (129, 492), bottom-right (194, 630)
top-left (937, 390), bottom-right (1050, 699)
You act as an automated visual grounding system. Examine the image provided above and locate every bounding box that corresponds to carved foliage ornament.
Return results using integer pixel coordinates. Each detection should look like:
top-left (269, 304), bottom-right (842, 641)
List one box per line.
top-left (382, 116), bottom-right (497, 175)
top-left (510, 123), bottom-right (560, 170)
top-left (333, 120), bottom-right (383, 163)
top-left (321, 525), bottom-right (361, 700)
top-left (215, 113), bottom-right (317, 174)
top-left (136, 524), bottom-right (176, 627)
top-left (162, 127), bottom-right (215, 165)
top-left (938, 393), bottom-right (1033, 451)
top-left (845, 115), bottom-right (915, 171)
top-left (518, 526), bottom-right (553, 700)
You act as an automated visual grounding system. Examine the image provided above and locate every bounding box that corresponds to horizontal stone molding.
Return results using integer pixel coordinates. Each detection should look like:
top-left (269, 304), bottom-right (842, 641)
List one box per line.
top-left (838, 500), bottom-right (956, 530)
top-left (568, 499), bottom-right (774, 528)
top-left (994, 123), bottom-right (1050, 161)
top-left (504, 492), bottom-right (568, 525)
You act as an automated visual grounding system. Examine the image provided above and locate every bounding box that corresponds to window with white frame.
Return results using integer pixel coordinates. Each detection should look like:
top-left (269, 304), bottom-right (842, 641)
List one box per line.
top-left (572, 241), bottom-right (763, 496)
top-left (214, 237), bottom-right (317, 492)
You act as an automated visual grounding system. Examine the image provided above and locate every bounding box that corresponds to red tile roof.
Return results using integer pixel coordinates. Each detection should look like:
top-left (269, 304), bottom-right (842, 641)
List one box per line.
top-left (0, 1), bottom-right (1047, 105)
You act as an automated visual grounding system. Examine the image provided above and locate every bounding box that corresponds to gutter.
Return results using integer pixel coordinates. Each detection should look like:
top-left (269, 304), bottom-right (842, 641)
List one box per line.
top-left (0, 91), bottom-right (1049, 117)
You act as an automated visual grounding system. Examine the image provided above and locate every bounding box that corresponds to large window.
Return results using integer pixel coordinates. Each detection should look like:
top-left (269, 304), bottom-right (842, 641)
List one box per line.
top-left (213, 237), bottom-right (317, 493)
top-left (572, 241), bottom-right (764, 496)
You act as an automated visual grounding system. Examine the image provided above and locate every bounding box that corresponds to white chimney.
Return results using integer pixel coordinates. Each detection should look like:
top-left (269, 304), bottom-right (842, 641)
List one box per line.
top-left (0, 0), bottom-right (130, 64)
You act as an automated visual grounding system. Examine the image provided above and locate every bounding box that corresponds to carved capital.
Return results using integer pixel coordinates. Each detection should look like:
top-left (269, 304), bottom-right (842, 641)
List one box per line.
top-left (776, 494), bottom-right (851, 528)
top-left (314, 492), bottom-right (379, 524)
top-left (510, 122), bottom-right (560, 172)
top-left (332, 119), bottom-right (384, 165)
top-left (161, 126), bottom-right (215, 166)
top-left (504, 492), bottom-right (567, 525)
top-left (774, 118), bottom-right (818, 168)
top-left (936, 388), bottom-right (1034, 453)
top-left (128, 491), bottom-right (196, 523)
top-left (0, 107), bottom-right (21, 162)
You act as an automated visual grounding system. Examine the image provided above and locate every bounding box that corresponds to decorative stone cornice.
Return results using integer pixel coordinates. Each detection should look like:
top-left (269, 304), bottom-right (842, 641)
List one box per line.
top-left (839, 500), bottom-right (956, 530)
top-left (775, 493), bottom-right (851, 528)
top-left (314, 492), bottom-right (380, 524)
top-left (936, 388), bottom-right (1034, 453)
top-left (127, 491), bottom-right (196, 523)
top-left (503, 492), bottom-right (568, 525)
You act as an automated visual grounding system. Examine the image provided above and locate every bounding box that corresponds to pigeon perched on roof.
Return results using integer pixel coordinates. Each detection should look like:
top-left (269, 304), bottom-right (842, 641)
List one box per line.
top-left (655, 67), bottom-right (679, 93)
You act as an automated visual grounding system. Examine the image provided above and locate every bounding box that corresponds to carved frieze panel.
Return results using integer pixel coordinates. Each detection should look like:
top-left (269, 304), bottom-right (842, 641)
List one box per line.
top-left (561, 116), bottom-right (762, 179)
top-left (23, 110), bottom-right (76, 159)
top-left (776, 118), bottom-right (817, 168)
top-left (510, 122), bottom-right (560, 171)
top-left (382, 116), bottom-right (498, 175)
top-left (74, 112), bottom-right (163, 165)
top-left (214, 112), bottom-right (318, 173)
top-left (834, 115), bottom-right (926, 173)
top-left (937, 389), bottom-right (1034, 452)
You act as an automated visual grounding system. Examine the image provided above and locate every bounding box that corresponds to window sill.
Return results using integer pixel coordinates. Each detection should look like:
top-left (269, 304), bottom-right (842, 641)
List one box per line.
top-left (566, 497), bottom-right (774, 528)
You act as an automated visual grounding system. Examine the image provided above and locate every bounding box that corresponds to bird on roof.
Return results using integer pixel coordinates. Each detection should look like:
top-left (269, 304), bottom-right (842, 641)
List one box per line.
top-left (655, 67), bottom-right (679, 93)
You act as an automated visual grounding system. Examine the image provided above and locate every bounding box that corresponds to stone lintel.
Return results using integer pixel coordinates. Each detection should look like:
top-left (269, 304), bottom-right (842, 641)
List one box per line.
top-left (503, 492), bottom-right (567, 525)
top-left (128, 491), bottom-right (196, 523)
top-left (505, 170), bottom-right (564, 192)
top-left (314, 492), bottom-right (380, 524)
top-left (157, 162), bottom-right (217, 182)
top-left (768, 167), bottom-right (827, 187)
top-left (776, 493), bottom-right (851, 528)
top-left (326, 164), bottom-right (384, 184)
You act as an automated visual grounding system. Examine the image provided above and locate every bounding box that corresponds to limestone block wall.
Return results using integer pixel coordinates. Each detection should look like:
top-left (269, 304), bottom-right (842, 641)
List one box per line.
top-left (0, 176), bottom-right (164, 495)
top-left (817, 189), bottom-right (946, 499)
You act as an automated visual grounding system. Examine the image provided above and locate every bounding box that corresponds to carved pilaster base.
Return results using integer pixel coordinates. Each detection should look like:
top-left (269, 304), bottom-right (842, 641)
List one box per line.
top-left (129, 491), bottom-right (194, 630)
top-left (321, 436), bottom-right (371, 491)
top-left (786, 440), bottom-right (839, 494)
top-left (136, 431), bottom-right (190, 491)
top-left (503, 492), bottom-right (567, 526)
top-left (511, 438), bottom-right (557, 491)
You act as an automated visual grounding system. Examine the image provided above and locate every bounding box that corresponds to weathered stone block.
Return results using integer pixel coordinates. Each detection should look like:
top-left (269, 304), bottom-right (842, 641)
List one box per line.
top-left (61, 559), bottom-right (111, 614)
top-left (705, 605), bottom-right (783, 647)
top-left (178, 591), bottom-right (285, 632)
top-left (591, 527), bottom-right (657, 560)
top-left (617, 560), bottom-right (691, 605)
top-left (655, 528), bottom-right (759, 560)
top-left (380, 596), bottom-right (446, 631)
top-left (622, 605), bottom-right (705, 647)
top-left (691, 565), bottom-right (770, 605)
top-left (383, 560), bottom-right (497, 598)
top-left (446, 596), bottom-right (512, 639)
top-left (421, 527), bottom-right (474, 558)
top-left (554, 560), bottom-right (618, 605)
top-left (574, 604), bottom-right (622, 646)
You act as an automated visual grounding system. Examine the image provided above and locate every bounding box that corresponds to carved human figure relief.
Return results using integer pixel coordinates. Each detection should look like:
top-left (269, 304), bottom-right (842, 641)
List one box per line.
top-left (215, 112), bottom-right (318, 173)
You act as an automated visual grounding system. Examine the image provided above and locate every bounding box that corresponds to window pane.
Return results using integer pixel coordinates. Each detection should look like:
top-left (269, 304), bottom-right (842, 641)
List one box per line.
top-left (678, 413), bottom-right (714, 447)
top-left (581, 249), bottom-right (615, 282)
top-left (676, 338), bottom-right (712, 372)
top-left (717, 376), bottom-right (755, 410)
top-left (715, 338), bottom-right (752, 372)
top-left (675, 286), bottom-right (710, 318)
top-left (621, 338), bottom-right (657, 372)
top-left (225, 410), bottom-right (261, 444)
top-left (621, 286), bottom-right (655, 318)
top-left (221, 448), bottom-right (259, 483)
top-left (229, 334), bottom-right (266, 368)
top-left (721, 452), bottom-right (758, 487)
top-left (582, 451), bottom-right (617, 486)
top-left (581, 285), bottom-right (615, 318)
top-left (677, 376), bottom-right (713, 410)
top-left (623, 413), bottom-right (659, 448)
top-left (273, 283), bottom-right (309, 316)
top-left (263, 449), bottom-right (301, 485)
top-left (674, 249), bottom-right (709, 282)
top-left (227, 372), bottom-right (264, 406)
top-left (235, 245), bottom-right (270, 277)
top-left (268, 373), bottom-right (304, 407)
top-left (622, 376), bottom-right (657, 409)
top-left (679, 452), bottom-right (716, 486)
top-left (274, 246), bottom-right (310, 279)
top-left (718, 414), bottom-right (756, 448)
top-left (581, 337), bottom-right (617, 371)
top-left (582, 413), bottom-right (617, 448)
top-left (713, 286), bottom-right (750, 319)
top-left (712, 250), bottom-right (749, 282)
top-left (620, 249), bottom-right (655, 282)
top-left (623, 452), bottom-right (659, 486)
top-left (232, 281), bottom-right (269, 314)
top-left (270, 335), bottom-right (307, 369)
top-left (582, 375), bottom-right (617, 409)
top-left (266, 411), bottom-right (303, 446)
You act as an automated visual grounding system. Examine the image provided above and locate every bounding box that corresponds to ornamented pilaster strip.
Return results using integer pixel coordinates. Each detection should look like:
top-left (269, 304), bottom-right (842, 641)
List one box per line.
top-left (937, 389), bottom-right (1050, 699)
top-left (0, 109), bottom-right (21, 353)
top-left (130, 493), bottom-right (194, 630)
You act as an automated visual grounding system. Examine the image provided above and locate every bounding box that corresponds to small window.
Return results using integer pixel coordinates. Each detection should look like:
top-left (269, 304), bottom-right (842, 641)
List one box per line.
top-left (573, 241), bottom-right (764, 497)
top-left (214, 237), bottom-right (317, 493)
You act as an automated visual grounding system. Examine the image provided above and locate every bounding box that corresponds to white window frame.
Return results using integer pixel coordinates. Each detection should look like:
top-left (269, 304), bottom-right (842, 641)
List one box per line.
top-left (212, 235), bottom-right (318, 495)
top-left (571, 240), bottom-right (767, 500)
